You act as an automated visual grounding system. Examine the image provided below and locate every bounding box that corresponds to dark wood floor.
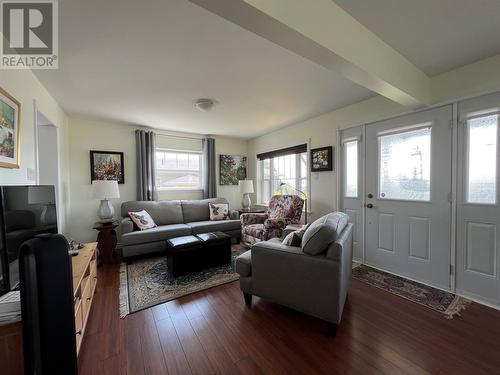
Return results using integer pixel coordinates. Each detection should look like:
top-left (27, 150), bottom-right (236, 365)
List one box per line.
top-left (78, 264), bottom-right (500, 375)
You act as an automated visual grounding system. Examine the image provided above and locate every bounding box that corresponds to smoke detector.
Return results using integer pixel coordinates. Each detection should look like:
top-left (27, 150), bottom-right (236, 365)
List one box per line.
top-left (194, 98), bottom-right (216, 112)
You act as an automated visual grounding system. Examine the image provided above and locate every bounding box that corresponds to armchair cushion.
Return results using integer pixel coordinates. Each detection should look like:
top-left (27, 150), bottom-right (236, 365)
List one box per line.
top-left (302, 212), bottom-right (349, 255)
top-left (240, 212), bottom-right (267, 226)
top-left (263, 218), bottom-right (287, 231)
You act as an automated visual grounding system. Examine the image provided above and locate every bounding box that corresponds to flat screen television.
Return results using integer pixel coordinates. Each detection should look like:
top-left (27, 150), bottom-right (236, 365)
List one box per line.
top-left (0, 185), bottom-right (58, 296)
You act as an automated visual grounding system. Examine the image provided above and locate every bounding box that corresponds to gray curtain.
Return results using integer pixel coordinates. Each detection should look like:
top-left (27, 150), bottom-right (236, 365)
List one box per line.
top-left (203, 137), bottom-right (216, 199)
top-left (136, 130), bottom-right (157, 201)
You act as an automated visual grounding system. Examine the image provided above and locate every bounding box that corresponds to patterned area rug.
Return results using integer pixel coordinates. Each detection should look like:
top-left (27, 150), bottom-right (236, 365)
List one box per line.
top-left (120, 244), bottom-right (246, 317)
top-left (352, 264), bottom-right (470, 319)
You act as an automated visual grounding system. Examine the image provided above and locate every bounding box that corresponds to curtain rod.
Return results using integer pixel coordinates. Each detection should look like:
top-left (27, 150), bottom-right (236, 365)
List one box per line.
top-left (155, 133), bottom-right (206, 141)
top-left (135, 127), bottom-right (208, 141)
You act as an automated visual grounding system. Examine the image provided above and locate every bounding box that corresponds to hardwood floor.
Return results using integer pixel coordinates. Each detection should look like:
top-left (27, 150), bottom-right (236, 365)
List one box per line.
top-left (78, 264), bottom-right (500, 375)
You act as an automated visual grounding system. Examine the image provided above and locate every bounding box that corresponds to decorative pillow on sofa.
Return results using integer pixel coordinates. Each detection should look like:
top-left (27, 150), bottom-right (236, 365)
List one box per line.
top-left (282, 225), bottom-right (309, 247)
top-left (128, 210), bottom-right (157, 230)
top-left (301, 212), bottom-right (349, 255)
top-left (209, 203), bottom-right (230, 221)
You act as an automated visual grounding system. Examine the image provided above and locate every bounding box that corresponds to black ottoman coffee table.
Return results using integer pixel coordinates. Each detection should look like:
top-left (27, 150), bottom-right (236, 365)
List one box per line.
top-left (165, 231), bottom-right (231, 277)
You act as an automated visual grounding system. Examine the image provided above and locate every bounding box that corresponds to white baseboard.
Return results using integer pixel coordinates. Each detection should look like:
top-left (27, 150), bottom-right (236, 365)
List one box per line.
top-left (456, 289), bottom-right (500, 311)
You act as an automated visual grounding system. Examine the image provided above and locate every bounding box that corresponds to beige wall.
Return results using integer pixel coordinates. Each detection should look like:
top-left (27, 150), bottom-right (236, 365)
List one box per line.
top-left (0, 70), bottom-right (70, 232)
top-left (248, 96), bottom-right (406, 221)
top-left (66, 117), bottom-right (247, 242)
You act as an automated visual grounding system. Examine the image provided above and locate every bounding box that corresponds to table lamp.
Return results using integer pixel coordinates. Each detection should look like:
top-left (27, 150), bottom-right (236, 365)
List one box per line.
top-left (239, 180), bottom-right (254, 210)
top-left (91, 180), bottom-right (120, 223)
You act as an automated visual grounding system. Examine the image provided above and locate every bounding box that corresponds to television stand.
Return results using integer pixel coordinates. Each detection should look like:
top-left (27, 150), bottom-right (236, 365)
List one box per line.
top-left (0, 242), bottom-right (98, 374)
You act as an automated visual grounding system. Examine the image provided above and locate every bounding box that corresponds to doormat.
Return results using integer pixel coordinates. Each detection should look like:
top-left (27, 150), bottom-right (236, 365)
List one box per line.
top-left (352, 264), bottom-right (471, 319)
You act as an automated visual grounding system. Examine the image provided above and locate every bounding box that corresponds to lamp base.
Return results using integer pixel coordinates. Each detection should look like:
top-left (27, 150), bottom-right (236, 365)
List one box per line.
top-left (241, 194), bottom-right (251, 210)
top-left (98, 199), bottom-right (115, 221)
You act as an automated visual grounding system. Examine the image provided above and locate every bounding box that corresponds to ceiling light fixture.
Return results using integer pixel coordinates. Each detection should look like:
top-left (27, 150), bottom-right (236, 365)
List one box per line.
top-left (194, 98), bottom-right (217, 112)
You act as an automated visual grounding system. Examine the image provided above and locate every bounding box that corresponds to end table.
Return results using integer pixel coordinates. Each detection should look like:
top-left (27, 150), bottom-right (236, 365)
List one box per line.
top-left (93, 221), bottom-right (119, 265)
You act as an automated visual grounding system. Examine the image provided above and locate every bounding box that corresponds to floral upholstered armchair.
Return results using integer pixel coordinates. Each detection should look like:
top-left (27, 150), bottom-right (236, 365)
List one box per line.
top-left (240, 195), bottom-right (304, 247)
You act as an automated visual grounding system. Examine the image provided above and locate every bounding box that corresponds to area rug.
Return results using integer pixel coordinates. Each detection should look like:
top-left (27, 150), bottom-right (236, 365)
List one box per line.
top-left (119, 244), bottom-right (246, 317)
top-left (352, 264), bottom-right (471, 319)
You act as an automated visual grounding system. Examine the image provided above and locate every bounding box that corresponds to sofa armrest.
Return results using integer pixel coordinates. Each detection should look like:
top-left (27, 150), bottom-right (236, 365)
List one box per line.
top-left (121, 217), bottom-right (134, 235)
top-left (240, 212), bottom-right (268, 226)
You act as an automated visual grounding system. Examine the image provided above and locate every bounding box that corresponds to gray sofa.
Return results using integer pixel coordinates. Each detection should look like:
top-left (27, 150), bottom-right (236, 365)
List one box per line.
top-left (120, 198), bottom-right (241, 258)
top-left (235, 212), bottom-right (353, 335)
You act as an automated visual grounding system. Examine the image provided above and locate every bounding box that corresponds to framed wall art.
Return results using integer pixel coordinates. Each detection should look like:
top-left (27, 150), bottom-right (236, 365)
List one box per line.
top-left (311, 146), bottom-right (333, 172)
top-left (0, 86), bottom-right (21, 169)
top-left (90, 150), bottom-right (124, 184)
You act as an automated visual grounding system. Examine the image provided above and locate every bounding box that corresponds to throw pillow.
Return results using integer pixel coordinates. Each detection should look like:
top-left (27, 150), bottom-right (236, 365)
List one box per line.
top-left (282, 225), bottom-right (309, 247)
top-left (301, 212), bottom-right (349, 255)
top-left (209, 203), bottom-right (230, 221)
top-left (128, 210), bottom-right (157, 231)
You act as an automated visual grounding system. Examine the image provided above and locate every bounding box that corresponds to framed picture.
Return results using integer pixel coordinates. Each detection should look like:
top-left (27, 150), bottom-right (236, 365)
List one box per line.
top-left (0, 86), bottom-right (21, 169)
top-left (90, 150), bottom-right (124, 184)
top-left (219, 154), bottom-right (247, 185)
top-left (311, 146), bottom-right (333, 172)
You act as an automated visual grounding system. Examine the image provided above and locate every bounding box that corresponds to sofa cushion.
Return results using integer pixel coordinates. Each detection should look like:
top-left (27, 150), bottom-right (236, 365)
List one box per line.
top-left (235, 250), bottom-right (252, 277)
top-left (301, 212), bottom-right (349, 255)
top-left (186, 219), bottom-right (241, 234)
top-left (121, 224), bottom-right (191, 246)
top-left (181, 198), bottom-right (228, 223)
top-left (121, 201), bottom-right (183, 225)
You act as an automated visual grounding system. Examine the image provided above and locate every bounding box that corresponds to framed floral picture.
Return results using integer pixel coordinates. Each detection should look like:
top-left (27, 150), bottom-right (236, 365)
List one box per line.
top-left (90, 150), bottom-right (124, 184)
top-left (311, 146), bottom-right (333, 172)
top-left (0, 86), bottom-right (21, 169)
top-left (219, 154), bottom-right (247, 185)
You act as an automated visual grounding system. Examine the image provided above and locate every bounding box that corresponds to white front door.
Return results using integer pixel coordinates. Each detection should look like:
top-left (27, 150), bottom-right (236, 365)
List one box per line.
top-left (364, 106), bottom-right (453, 289)
top-left (456, 92), bottom-right (500, 305)
top-left (339, 126), bottom-right (364, 261)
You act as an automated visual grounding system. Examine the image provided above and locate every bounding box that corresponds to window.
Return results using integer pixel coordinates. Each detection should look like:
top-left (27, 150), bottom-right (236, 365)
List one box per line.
top-left (344, 140), bottom-right (358, 197)
top-left (257, 146), bottom-right (308, 204)
top-left (378, 125), bottom-right (431, 201)
top-left (466, 114), bottom-right (498, 204)
top-left (155, 149), bottom-right (202, 190)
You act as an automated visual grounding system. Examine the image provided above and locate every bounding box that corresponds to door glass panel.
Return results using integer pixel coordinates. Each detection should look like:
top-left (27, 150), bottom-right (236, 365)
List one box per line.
top-left (467, 114), bottom-right (498, 204)
top-left (344, 140), bottom-right (358, 197)
top-left (379, 126), bottom-right (431, 201)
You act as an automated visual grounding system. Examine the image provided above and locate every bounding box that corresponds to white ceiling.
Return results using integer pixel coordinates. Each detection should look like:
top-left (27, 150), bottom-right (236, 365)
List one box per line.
top-left (334, 0), bottom-right (500, 76)
top-left (34, 0), bottom-right (374, 139)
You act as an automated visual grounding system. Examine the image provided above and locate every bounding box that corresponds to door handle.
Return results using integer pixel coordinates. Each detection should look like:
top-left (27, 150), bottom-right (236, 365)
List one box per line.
top-left (366, 203), bottom-right (374, 208)
top-left (367, 193), bottom-right (373, 198)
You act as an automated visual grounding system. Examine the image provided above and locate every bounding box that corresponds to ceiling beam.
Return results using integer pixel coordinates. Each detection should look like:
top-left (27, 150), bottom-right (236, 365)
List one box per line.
top-left (189, 0), bottom-right (431, 108)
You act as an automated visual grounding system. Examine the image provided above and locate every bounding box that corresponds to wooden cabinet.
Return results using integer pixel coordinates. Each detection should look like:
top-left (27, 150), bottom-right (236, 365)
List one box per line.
top-left (0, 242), bottom-right (98, 373)
top-left (72, 242), bottom-right (98, 355)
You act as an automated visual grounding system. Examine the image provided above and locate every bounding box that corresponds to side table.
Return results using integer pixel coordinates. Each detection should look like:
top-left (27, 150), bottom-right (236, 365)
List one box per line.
top-left (93, 222), bottom-right (119, 265)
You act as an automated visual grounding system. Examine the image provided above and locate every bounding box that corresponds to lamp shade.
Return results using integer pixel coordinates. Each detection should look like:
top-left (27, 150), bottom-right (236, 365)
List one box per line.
top-left (239, 180), bottom-right (254, 194)
top-left (92, 180), bottom-right (120, 199)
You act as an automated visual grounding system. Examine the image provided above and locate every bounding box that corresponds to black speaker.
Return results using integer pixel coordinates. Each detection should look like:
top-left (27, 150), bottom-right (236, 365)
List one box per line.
top-left (19, 234), bottom-right (77, 375)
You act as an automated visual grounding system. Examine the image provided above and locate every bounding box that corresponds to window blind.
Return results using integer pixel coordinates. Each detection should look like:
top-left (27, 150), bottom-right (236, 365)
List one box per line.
top-left (256, 144), bottom-right (307, 161)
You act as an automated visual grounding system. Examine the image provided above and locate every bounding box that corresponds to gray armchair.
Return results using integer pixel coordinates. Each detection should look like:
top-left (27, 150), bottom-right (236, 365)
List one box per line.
top-left (235, 212), bottom-right (353, 336)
